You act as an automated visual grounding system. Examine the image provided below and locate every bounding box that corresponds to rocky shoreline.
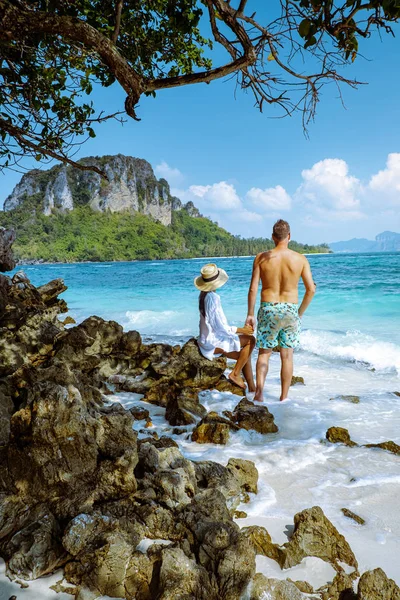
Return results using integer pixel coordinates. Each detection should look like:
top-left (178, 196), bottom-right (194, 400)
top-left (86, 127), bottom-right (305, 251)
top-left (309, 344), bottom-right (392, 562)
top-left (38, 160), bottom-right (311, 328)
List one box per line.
top-left (0, 228), bottom-right (399, 600)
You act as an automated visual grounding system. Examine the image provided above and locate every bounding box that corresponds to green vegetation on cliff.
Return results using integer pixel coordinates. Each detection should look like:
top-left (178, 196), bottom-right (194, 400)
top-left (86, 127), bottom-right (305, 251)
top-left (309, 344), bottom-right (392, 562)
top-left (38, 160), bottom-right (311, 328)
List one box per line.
top-left (0, 206), bottom-right (330, 262)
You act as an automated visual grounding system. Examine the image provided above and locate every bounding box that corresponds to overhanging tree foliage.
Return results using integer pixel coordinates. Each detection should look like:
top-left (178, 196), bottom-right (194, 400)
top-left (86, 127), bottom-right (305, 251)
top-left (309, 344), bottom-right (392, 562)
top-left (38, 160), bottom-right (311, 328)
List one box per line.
top-left (1, 0), bottom-right (399, 174)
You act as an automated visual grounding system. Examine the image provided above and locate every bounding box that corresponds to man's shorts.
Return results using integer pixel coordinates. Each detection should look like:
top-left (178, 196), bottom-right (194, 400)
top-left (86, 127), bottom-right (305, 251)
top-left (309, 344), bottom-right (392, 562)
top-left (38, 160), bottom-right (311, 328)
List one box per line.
top-left (256, 302), bottom-right (301, 349)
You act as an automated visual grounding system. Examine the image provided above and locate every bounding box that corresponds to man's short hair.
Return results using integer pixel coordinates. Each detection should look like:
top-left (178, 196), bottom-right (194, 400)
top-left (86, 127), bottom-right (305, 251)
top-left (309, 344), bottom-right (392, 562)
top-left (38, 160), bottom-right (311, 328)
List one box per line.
top-left (272, 219), bottom-right (290, 241)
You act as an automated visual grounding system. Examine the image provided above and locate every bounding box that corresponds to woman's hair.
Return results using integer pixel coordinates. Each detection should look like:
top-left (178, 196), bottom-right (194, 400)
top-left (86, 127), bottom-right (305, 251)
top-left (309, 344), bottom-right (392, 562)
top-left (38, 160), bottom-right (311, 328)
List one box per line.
top-left (199, 291), bottom-right (209, 318)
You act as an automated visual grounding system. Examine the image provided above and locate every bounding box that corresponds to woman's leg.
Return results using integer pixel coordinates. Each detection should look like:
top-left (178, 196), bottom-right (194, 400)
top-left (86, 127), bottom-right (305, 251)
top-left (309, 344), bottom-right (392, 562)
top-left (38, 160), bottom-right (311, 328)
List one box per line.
top-left (215, 334), bottom-right (256, 390)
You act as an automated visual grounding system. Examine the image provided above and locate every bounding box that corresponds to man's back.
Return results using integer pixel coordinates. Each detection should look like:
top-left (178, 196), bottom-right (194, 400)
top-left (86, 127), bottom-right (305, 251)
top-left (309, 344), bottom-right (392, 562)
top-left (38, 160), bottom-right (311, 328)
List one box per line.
top-left (257, 247), bottom-right (306, 303)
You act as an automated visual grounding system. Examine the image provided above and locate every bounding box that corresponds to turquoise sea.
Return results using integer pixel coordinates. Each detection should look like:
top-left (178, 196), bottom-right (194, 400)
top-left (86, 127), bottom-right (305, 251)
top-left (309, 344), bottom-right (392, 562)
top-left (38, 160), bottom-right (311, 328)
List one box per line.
top-left (18, 252), bottom-right (400, 373)
top-left (7, 252), bottom-right (400, 590)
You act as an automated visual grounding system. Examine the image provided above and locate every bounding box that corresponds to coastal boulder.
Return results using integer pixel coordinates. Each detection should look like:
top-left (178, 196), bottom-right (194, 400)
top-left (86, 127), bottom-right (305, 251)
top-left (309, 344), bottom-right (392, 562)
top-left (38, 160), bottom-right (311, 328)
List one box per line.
top-left (157, 547), bottom-right (214, 600)
top-left (326, 427), bottom-right (358, 447)
top-left (231, 399), bottom-right (278, 434)
top-left (0, 227), bottom-right (16, 272)
top-left (357, 568), bottom-right (400, 600)
top-left (364, 441), bottom-right (400, 455)
top-left (280, 506), bottom-right (358, 573)
top-left (165, 388), bottom-right (207, 426)
top-left (191, 412), bottom-right (235, 445)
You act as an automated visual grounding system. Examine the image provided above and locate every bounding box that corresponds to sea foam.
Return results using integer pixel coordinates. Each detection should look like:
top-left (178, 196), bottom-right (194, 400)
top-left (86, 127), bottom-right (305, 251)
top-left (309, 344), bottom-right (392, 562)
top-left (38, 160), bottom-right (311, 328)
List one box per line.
top-left (301, 329), bottom-right (400, 374)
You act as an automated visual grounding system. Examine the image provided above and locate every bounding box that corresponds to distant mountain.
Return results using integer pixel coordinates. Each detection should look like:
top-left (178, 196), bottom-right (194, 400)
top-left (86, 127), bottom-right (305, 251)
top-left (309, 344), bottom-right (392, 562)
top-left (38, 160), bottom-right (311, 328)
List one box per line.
top-left (0, 154), bottom-right (330, 262)
top-left (329, 231), bottom-right (400, 253)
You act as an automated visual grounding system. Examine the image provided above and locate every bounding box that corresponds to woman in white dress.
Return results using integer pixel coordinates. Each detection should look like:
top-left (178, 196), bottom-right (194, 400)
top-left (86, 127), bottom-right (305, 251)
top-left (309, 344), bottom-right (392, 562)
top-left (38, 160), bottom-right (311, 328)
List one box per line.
top-left (194, 263), bottom-right (256, 391)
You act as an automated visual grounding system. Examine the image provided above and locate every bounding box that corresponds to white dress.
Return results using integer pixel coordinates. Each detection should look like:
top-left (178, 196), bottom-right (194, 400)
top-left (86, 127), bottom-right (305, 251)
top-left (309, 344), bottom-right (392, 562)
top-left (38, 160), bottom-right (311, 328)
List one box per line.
top-left (197, 291), bottom-right (241, 360)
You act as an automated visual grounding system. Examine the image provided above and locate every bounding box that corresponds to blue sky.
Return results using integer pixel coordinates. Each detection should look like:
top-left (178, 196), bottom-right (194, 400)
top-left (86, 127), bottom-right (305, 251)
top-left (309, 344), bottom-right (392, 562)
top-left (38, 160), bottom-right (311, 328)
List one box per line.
top-left (1, 5), bottom-right (400, 244)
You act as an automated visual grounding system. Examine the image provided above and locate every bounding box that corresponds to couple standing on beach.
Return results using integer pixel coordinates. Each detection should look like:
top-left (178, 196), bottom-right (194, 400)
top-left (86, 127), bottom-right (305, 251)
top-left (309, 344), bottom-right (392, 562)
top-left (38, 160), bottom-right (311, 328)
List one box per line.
top-left (195, 220), bottom-right (316, 402)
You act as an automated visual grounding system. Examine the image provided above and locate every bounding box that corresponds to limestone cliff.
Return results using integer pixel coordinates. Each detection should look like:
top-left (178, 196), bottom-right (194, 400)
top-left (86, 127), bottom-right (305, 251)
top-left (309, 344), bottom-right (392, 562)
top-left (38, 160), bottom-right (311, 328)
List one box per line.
top-left (4, 154), bottom-right (183, 226)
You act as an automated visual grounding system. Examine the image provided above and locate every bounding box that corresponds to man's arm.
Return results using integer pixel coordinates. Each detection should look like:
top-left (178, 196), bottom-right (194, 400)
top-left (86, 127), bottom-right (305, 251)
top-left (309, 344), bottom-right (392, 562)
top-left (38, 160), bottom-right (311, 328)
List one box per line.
top-left (298, 257), bottom-right (316, 318)
top-left (246, 254), bottom-right (261, 328)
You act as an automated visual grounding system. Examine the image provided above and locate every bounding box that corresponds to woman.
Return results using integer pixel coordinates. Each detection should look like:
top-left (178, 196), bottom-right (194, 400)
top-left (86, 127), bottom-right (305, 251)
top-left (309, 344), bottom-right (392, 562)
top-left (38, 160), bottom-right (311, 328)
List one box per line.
top-left (194, 263), bottom-right (256, 391)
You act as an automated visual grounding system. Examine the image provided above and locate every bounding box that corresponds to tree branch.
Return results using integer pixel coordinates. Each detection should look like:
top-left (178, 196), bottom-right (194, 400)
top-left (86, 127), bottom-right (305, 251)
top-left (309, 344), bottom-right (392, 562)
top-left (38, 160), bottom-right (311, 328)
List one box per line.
top-left (112, 0), bottom-right (123, 44)
top-left (0, 0), bottom-right (142, 117)
top-left (0, 117), bottom-right (108, 178)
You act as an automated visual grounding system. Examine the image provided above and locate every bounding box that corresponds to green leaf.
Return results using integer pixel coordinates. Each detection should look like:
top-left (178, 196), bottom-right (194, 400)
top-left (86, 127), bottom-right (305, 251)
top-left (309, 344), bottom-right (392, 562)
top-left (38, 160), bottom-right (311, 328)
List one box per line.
top-left (299, 19), bottom-right (311, 38)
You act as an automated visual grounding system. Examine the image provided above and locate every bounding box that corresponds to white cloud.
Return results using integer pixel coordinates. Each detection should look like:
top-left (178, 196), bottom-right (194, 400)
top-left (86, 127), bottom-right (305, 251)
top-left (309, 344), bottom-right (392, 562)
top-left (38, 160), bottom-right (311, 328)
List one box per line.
top-left (246, 185), bottom-right (291, 211)
top-left (368, 153), bottom-right (400, 206)
top-left (155, 161), bottom-right (183, 185)
top-left (295, 158), bottom-right (364, 221)
top-left (188, 181), bottom-right (242, 212)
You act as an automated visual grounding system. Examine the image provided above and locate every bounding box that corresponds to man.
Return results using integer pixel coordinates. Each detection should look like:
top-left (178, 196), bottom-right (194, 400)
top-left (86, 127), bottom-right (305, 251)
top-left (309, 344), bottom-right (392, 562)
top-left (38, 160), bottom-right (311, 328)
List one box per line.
top-left (246, 220), bottom-right (316, 402)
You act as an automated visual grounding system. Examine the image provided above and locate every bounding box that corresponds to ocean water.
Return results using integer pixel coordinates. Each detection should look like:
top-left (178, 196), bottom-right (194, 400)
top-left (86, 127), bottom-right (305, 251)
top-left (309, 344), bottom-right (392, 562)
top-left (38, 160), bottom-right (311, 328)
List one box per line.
top-left (5, 252), bottom-right (400, 593)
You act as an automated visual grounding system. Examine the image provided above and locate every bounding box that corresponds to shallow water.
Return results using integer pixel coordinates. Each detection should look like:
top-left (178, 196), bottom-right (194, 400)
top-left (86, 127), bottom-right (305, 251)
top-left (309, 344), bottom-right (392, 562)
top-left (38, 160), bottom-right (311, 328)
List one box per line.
top-left (6, 252), bottom-right (400, 589)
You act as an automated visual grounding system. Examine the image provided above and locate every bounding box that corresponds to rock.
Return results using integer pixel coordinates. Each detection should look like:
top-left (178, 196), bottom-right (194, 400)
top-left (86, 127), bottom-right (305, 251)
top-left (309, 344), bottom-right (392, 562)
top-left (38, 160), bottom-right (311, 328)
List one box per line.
top-left (341, 508), bottom-right (365, 525)
top-left (249, 574), bottom-right (305, 600)
top-left (330, 395), bottom-right (360, 404)
top-left (242, 525), bottom-right (284, 564)
top-left (0, 227), bottom-right (16, 271)
top-left (4, 513), bottom-right (67, 580)
top-left (280, 506), bottom-right (358, 572)
top-left (226, 458), bottom-right (258, 495)
top-left (319, 572), bottom-right (357, 600)
top-left (326, 427), bottom-right (358, 447)
top-left (192, 413), bottom-right (232, 445)
top-left (364, 441), bottom-right (400, 455)
top-left (61, 315), bottom-right (76, 325)
top-left (393, 391), bottom-right (400, 397)
top-left (37, 279), bottom-right (68, 305)
top-left (130, 406), bottom-right (150, 421)
top-left (0, 387), bottom-right (14, 445)
top-left (357, 568), bottom-right (400, 600)
top-left (288, 579), bottom-right (314, 593)
top-left (214, 376), bottom-right (246, 396)
top-left (165, 388), bottom-right (206, 426)
top-left (194, 458), bottom-right (257, 512)
top-left (234, 511), bottom-right (247, 518)
top-left (291, 376), bottom-right (305, 386)
top-left (120, 330), bottom-right (142, 356)
top-left (231, 399), bottom-right (278, 434)
top-left (157, 547), bottom-right (214, 600)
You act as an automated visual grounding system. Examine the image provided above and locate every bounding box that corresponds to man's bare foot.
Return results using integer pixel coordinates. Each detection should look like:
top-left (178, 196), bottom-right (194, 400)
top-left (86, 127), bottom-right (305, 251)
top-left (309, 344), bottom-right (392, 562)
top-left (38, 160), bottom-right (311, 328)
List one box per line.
top-left (254, 391), bottom-right (263, 402)
top-left (280, 397), bottom-right (290, 402)
top-left (228, 372), bottom-right (246, 390)
top-left (248, 386), bottom-right (256, 393)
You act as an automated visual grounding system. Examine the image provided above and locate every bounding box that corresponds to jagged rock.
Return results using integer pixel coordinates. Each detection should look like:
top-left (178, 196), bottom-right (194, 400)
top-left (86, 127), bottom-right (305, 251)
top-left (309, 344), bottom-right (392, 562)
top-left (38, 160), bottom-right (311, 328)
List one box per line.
top-left (165, 388), bottom-right (207, 426)
top-left (37, 279), bottom-right (68, 305)
top-left (288, 579), bottom-right (314, 593)
top-left (330, 395), bottom-right (360, 404)
top-left (364, 441), bottom-right (400, 455)
top-left (120, 330), bottom-right (142, 356)
top-left (234, 511), bottom-right (247, 518)
top-left (157, 547), bottom-right (214, 600)
top-left (226, 458), bottom-right (258, 495)
top-left (394, 391), bottom-right (400, 397)
top-left (357, 568), bottom-right (400, 600)
top-left (192, 412), bottom-right (233, 444)
top-left (194, 458), bottom-right (257, 512)
top-left (0, 386), bottom-right (13, 445)
top-left (214, 376), bottom-right (246, 396)
top-left (0, 227), bottom-right (16, 272)
top-left (130, 405), bottom-right (150, 420)
top-left (341, 508), bottom-right (365, 525)
top-left (53, 316), bottom-right (123, 372)
top-left (326, 427), bottom-right (358, 447)
top-left (249, 574), bottom-right (305, 600)
top-left (280, 506), bottom-right (358, 573)
top-left (242, 525), bottom-right (284, 564)
top-left (291, 376), bottom-right (305, 386)
top-left (231, 399), bottom-right (278, 434)
top-left (319, 572), bottom-right (357, 600)
top-left (4, 512), bottom-right (67, 580)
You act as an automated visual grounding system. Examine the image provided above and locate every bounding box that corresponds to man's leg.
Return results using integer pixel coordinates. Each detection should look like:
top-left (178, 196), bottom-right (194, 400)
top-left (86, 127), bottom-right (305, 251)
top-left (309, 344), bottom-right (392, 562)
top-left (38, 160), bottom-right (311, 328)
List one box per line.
top-left (279, 347), bottom-right (294, 401)
top-left (254, 348), bottom-right (272, 402)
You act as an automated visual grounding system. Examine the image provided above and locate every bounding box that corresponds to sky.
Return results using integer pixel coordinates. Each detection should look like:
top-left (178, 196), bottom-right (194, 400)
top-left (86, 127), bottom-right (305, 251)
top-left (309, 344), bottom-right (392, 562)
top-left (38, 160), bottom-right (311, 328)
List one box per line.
top-left (1, 3), bottom-right (400, 244)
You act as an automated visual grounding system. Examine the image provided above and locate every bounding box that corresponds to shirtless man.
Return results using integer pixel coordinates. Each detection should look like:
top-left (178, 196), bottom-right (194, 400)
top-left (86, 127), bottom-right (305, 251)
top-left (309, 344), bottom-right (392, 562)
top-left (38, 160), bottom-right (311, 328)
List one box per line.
top-left (246, 220), bottom-right (316, 402)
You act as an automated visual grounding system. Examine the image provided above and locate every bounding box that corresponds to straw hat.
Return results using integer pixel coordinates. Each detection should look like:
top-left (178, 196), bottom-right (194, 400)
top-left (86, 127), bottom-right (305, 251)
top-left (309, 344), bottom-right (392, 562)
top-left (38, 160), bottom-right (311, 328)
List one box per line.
top-left (194, 263), bottom-right (229, 291)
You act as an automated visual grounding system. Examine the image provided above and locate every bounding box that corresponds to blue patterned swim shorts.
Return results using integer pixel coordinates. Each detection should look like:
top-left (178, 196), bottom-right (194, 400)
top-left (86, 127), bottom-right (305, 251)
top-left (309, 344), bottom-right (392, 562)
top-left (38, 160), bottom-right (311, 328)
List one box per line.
top-left (256, 302), bottom-right (301, 349)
